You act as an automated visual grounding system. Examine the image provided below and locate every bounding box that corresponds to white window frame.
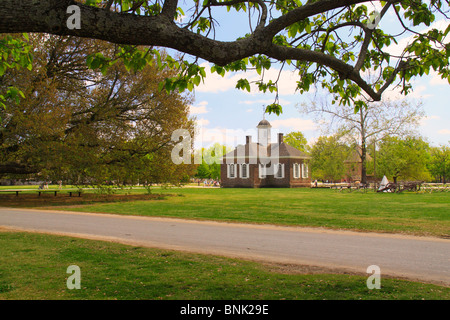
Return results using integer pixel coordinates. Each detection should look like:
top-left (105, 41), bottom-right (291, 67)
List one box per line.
top-left (301, 163), bottom-right (309, 179)
top-left (227, 163), bottom-right (236, 179)
top-left (293, 163), bottom-right (300, 179)
top-left (275, 163), bottom-right (285, 179)
top-left (240, 163), bottom-right (249, 179)
top-left (258, 164), bottom-right (266, 179)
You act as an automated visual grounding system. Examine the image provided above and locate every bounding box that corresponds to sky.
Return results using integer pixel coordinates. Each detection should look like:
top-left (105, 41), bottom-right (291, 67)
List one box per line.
top-left (178, 3), bottom-right (450, 150)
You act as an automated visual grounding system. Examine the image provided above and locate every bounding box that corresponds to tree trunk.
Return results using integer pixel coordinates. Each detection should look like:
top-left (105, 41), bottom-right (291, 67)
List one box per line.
top-left (359, 109), bottom-right (367, 185)
top-left (360, 142), bottom-right (367, 184)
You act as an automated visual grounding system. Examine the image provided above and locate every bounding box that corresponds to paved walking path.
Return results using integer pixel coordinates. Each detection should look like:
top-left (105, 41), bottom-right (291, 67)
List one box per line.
top-left (0, 207), bottom-right (448, 286)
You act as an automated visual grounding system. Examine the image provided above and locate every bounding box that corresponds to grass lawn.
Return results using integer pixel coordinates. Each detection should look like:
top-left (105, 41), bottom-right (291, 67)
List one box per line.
top-left (27, 186), bottom-right (449, 238)
top-left (0, 231), bottom-right (448, 300)
top-left (1, 185), bottom-right (448, 300)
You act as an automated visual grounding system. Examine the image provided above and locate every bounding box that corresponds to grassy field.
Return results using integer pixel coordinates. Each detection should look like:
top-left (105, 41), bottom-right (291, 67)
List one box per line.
top-left (0, 231), bottom-right (448, 300)
top-left (1, 185), bottom-right (449, 300)
top-left (21, 186), bottom-right (448, 238)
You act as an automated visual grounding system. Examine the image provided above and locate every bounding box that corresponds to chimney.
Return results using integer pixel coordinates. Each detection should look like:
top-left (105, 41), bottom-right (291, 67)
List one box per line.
top-left (278, 133), bottom-right (284, 144)
top-left (246, 135), bottom-right (252, 144)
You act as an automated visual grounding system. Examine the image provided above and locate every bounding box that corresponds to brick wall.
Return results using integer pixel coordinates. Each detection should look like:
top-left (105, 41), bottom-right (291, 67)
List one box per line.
top-left (221, 159), bottom-right (311, 188)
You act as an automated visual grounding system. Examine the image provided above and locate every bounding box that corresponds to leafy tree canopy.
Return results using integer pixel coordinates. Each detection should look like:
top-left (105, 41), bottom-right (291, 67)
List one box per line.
top-left (375, 135), bottom-right (432, 182)
top-left (1, 0), bottom-right (449, 113)
top-left (0, 34), bottom-right (33, 113)
top-left (310, 134), bottom-right (352, 181)
top-left (0, 34), bottom-right (195, 185)
top-left (194, 143), bottom-right (232, 180)
top-left (427, 144), bottom-right (449, 183)
top-left (283, 131), bottom-right (309, 153)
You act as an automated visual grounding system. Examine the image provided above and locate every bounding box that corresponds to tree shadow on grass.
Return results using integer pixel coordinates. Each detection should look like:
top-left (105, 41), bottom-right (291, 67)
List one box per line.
top-left (0, 193), bottom-right (169, 208)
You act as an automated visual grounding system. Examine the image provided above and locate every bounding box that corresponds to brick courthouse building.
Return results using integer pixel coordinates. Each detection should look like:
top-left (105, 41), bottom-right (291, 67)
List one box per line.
top-left (220, 119), bottom-right (311, 188)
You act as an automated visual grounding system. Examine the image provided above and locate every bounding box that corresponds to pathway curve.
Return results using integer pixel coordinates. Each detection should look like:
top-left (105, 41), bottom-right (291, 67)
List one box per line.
top-left (0, 207), bottom-right (448, 286)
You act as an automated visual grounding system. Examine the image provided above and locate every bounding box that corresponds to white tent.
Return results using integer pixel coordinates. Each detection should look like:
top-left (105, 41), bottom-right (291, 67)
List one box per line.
top-left (378, 175), bottom-right (389, 191)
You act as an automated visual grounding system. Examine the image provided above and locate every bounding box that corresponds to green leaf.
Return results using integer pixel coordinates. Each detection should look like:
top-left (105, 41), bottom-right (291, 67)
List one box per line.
top-left (236, 79), bottom-right (251, 92)
top-left (265, 104), bottom-right (283, 116)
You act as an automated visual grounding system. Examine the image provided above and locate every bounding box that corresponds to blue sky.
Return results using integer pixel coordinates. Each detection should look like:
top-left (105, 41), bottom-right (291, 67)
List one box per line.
top-left (177, 3), bottom-right (450, 149)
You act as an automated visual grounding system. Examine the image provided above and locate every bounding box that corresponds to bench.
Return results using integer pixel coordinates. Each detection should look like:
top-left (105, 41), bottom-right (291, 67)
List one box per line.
top-left (0, 189), bottom-right (83, 197)
top-left (398, 181), bottom-right (422, 192)
top-left (0, 190), bottom-right (23, 196)
top-left (36, 190), bottom-right (59, 197)
top-left (36, 190), bottom-right (83, 197)
top-left (67, 191), bottom-right (83, 197)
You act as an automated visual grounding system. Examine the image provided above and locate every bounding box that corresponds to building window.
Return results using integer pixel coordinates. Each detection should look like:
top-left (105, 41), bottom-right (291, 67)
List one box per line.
top-left (275, 163), bottom-right (285, 179)
top-left (302, 163), bottom-right (309, 179)
top-left (258, 164), bottom-right (266, 179)
top-left (293, 163), bottom-right (300, 179)
top-left (227, 164), bottom-right (236, 179)
top-left (240, 163), bottom-right (249, 179)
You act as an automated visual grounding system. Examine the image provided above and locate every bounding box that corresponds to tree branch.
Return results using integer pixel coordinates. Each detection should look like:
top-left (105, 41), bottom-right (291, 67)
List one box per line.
top-left (161, 0), bottom-right (179, 20)
top-left (265, 44), bottom-right (381, 101)
top-left (0, 0), bottom-right (429, 102)
top-left (0, 163), bottom-right (37, 175)
top-left (354, 1), bottom-right (394, 72)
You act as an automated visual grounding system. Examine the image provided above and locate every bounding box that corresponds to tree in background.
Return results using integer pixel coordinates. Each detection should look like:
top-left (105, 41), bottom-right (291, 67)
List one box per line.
top-left (428, 144), bottom-right (450, 183)
top-left (309, 134), bottom-right (351, 182)
top-left (283, 131), bottom-right (309, 153)
top-left (0, 34), bottom-right (195, 186)
top-left (195, 143), bottom-right (231, 180)
top-left (375, 136), bottom-right (431, 183)
top-left (300, 97), bottom-right (424, 184)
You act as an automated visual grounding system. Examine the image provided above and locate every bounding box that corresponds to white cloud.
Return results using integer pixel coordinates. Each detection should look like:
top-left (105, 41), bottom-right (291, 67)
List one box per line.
top-left (419, 115), bottom-right (440, 126)
top-left (269, 117), bottom-right (317, 132)
top-left (430, 71), bottom-right (448, 86)
top-left (195, 118), bottom-right (210, 127)
top-left (438, 129), bottom-right (450, 135)
top-left (196, 62), bottom-right (304, 96)
top-left (385, 19), bottom-right (449, 57)
top-left (190, 101), bottom-right (209, 115)
top-left (382, 84), bottom-right (431, 101)
top-left (239, 98), bottom-right (292, 106)
top-left (195, 63), bottom-right (247, 93)
top-left (194, 126), bottom-right (258, 149)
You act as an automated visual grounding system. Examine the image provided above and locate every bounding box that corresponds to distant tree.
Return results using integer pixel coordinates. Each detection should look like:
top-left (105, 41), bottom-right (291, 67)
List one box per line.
top-left (300, 97), bottom-right (424, 184)
top-left (428, 144), bottom-right (450, 184)
top-left (195, 143), bottom-right (231, 180)
top-left (284, 131), bottom-right (309, 153)
top-left (376, 136), bottom-right (431, 183)
top-left (310, 134), bottom-right (351, 182)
